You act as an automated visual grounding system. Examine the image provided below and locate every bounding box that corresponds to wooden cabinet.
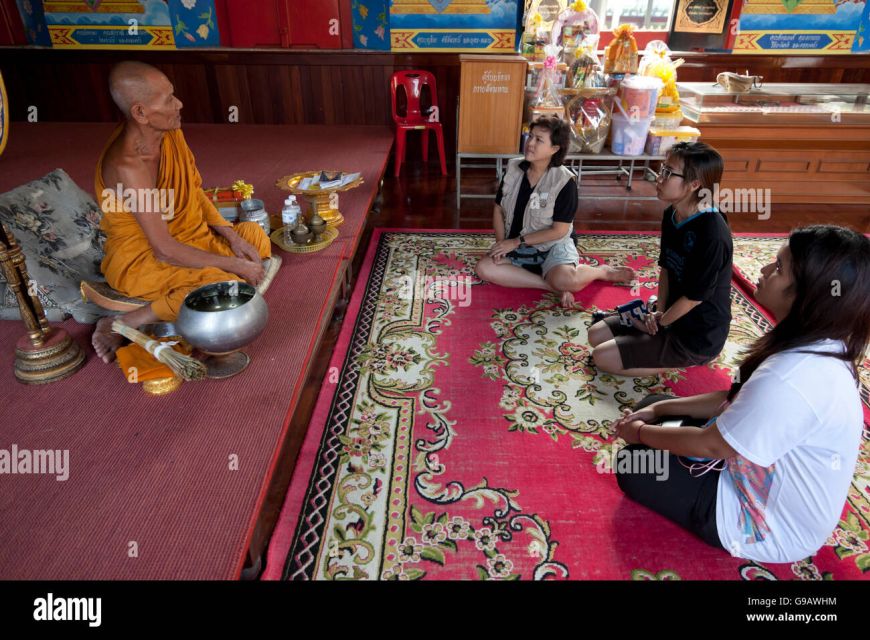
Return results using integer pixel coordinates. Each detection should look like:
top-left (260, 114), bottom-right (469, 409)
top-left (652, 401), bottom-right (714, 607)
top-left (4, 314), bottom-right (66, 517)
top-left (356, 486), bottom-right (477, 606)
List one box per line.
top-left (458, 55), bottom-right (527, 154)
top-left (698, 123), bottom-right (870, 205)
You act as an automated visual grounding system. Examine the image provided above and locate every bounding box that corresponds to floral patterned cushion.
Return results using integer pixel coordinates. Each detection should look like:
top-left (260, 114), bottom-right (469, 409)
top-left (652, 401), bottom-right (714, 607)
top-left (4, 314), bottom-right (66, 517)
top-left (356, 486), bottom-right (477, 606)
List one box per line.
top-left (0, 169), bottom-right (107, 323)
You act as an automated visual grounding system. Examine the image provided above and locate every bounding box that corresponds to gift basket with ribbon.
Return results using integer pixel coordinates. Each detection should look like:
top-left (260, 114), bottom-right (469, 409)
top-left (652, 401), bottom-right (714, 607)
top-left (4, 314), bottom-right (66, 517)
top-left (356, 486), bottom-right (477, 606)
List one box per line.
top-left (550, 0), bottom-right (600, 68)
top-left (604, 23), bottom-right (639, 76)
top-left (638, 41), bottom-right (685, 115)
top-left (566, 86), bottom-right (616, 154)
top-left (529, 44), bottom-right (567, 121)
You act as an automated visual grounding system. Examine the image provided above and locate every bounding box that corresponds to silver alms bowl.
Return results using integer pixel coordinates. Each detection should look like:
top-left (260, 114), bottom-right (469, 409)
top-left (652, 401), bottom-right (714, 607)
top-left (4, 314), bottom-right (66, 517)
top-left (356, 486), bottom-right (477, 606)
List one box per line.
top-left (175, 281), bottom-right (268, 354)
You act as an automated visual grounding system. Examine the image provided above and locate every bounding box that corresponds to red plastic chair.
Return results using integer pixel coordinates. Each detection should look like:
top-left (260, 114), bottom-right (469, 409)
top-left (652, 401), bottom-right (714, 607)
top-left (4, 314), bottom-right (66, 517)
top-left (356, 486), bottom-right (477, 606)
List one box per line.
top-left (390, 70), bottom-right (447, 177)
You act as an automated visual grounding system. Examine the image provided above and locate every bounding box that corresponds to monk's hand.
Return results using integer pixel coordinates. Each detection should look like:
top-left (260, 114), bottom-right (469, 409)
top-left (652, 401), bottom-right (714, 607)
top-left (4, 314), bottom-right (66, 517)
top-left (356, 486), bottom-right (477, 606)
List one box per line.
top-left (229, 236), bottom-right (261, 264)
top-left (232, 258), bottom-right (266, 286)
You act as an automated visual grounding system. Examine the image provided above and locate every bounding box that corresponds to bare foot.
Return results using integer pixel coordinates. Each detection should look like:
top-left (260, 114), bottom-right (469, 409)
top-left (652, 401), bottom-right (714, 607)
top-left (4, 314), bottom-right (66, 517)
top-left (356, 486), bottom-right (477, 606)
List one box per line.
top-left (92, 316), bottom-right (124, 363)
top-left (602, 265), bottom-right (636, 283)
top-left (560, 290), bottom-right (578, 309)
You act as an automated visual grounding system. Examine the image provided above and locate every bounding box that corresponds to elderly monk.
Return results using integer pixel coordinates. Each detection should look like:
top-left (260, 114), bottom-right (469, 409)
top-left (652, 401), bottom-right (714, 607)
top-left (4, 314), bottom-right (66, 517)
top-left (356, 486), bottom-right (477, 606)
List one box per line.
top-left (92, 61), bottom-right (270, 363)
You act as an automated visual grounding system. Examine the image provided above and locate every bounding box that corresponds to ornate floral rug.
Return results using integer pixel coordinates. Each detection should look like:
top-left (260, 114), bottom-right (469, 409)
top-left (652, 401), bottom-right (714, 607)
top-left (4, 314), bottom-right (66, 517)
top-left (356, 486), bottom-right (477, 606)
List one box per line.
top-left (264, 230), bottom-right (870, 581)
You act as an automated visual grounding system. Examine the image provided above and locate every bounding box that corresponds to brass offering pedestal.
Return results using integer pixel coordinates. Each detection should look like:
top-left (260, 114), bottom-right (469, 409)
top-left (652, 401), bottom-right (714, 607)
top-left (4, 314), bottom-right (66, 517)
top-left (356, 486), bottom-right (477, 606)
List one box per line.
top-left (15, 328), bottom-right (85, 384)
top-left (0, 223), bottom-right (85, 384)
top-left (275, 171), bottom-right (364, 228)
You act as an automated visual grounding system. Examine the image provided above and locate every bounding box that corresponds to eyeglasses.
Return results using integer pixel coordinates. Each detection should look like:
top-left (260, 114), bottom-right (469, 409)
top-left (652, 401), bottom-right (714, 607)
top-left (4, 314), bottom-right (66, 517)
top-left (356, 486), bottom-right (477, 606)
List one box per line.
top-left (657, 165), bottom-right (685, 181)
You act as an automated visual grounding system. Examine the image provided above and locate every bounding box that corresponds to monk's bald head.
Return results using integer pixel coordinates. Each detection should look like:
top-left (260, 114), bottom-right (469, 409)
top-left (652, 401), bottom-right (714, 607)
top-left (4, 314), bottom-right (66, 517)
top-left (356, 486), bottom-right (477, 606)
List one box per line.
top-left (108, 61), bottom-right (182, 130)
top-left (109, 61), bottom-right (167, 118)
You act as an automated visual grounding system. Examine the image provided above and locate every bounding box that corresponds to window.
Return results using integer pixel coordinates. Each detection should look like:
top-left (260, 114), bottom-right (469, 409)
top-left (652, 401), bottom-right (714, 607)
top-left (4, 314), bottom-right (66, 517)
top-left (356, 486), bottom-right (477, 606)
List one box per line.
top-left (587, 0), bottom-right (675, 31)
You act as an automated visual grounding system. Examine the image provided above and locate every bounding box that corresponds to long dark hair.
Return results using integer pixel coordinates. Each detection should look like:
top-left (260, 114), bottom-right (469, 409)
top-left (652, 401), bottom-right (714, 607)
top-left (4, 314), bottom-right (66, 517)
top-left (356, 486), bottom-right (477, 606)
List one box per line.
top-left (728, 225), bottom-right (870, 401)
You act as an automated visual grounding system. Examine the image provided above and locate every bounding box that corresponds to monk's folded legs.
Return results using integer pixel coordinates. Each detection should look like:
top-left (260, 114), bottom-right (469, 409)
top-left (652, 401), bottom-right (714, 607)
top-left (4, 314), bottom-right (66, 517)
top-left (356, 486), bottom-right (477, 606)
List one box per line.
top-left (92, 263), bottom-right (238, 363)
top-left (92, 304), bottom-right (161, 364)
top-left (92, 263), bottom-right (243, 363)
top-left (93, 224), bottom-right (272, 363)
top-left (151, 265), bottom-right (246, 321)
top-left (231, 221), bottom-right (272, 259)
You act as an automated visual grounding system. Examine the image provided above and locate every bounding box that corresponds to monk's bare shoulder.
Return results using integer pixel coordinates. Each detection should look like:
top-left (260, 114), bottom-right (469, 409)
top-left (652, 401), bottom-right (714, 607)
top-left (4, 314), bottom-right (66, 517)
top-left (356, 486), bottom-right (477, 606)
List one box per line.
top-left (101, 133), bottom-right (158, 191)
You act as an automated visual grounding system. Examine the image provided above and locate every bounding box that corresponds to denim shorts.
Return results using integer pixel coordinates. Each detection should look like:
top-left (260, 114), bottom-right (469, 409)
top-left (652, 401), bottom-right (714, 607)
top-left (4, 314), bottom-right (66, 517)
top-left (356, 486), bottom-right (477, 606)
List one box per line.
top-left (507, 237), bottom-right (579, 278)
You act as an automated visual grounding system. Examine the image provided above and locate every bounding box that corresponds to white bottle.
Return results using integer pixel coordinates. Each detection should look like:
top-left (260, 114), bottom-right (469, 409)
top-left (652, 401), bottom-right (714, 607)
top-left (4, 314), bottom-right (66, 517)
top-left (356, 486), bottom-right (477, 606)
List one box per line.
top-left (282, 196), bottom-right (300, 245)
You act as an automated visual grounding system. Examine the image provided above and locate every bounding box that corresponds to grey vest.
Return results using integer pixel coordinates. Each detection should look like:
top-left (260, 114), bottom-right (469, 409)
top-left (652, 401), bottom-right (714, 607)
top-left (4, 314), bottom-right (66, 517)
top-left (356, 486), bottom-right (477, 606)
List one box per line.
top-left (500, 158), bottom-right (576, 252)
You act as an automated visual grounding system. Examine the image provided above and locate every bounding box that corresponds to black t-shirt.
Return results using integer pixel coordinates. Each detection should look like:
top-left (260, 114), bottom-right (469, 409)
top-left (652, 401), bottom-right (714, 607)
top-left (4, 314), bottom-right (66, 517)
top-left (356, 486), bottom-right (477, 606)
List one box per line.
top-left (657, 206), bottom-right (733, 357)
top-left (496, 163), bottom-right (578, 240)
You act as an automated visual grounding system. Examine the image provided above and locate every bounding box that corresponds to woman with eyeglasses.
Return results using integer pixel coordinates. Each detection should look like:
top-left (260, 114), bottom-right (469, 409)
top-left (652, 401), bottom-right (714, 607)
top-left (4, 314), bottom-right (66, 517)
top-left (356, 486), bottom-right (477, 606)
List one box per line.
top-left (589, 141), bottom-right (732, 376)
top-left (612, 225), bottom-right (870, 563)
top-left (476, 116), bottom-right (636, 309)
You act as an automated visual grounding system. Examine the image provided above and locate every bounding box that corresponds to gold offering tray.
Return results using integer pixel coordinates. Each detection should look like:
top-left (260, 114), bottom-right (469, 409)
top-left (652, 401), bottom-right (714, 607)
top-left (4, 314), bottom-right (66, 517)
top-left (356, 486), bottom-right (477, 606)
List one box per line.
top-left (276, 170), bottom-right (364, 194)
top-left (270, 225), bottom-right (338, 254)
top-left (275, 170), bottom-right (364, 228)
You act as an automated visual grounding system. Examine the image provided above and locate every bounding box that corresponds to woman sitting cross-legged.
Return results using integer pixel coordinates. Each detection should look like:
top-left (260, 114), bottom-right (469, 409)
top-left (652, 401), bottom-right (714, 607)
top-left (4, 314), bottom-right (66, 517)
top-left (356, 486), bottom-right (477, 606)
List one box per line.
top-left (612, 225), bottom-right (870, 563)
top-left (475, 116), bottom-right (634, 309)
top-left (589, 142), bottom-right (733, 376)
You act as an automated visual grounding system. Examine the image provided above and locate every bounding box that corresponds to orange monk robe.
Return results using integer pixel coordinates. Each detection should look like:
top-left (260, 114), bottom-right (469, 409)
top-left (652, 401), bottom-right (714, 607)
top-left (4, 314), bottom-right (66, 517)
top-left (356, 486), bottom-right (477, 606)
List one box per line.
top-left (95, 125), bottom-right (271, 321)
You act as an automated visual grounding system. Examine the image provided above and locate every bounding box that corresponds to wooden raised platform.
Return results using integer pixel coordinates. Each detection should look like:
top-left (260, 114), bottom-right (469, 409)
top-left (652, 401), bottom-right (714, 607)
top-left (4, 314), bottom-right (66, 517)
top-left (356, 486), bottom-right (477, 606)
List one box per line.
top-left (0, 122), bottom-right (393, 579)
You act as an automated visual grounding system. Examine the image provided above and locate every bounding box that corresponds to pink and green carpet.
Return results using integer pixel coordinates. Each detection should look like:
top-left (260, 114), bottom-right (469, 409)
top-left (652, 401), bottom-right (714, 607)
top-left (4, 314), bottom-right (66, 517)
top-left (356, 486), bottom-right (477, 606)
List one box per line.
top-left (263, 230), bottom-right (870, 581)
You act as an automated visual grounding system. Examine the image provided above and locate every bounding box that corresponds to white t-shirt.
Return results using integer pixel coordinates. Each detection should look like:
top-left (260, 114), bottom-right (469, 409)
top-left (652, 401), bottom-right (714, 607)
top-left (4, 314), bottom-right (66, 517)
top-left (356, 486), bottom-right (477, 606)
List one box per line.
top-left (715, 340), bottom-right (864, 564)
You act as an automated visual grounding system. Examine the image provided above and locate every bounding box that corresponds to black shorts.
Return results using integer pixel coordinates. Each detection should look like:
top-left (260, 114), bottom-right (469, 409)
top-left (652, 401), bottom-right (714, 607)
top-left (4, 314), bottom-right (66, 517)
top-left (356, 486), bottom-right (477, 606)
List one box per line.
top-left (615, 394), bottom-right (725, 550)
top-left (602, 315), bottom-right (713, 370)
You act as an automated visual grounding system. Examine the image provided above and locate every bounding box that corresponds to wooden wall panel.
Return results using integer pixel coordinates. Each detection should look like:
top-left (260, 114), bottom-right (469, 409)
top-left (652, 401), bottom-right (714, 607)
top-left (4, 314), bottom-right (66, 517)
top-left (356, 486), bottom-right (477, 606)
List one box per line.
top-left (818, 161), bottom-right (870, 174)
top-left (0, 48), bottom-right (867, 160)
top-left (701, 123), bottom-right (870, 204)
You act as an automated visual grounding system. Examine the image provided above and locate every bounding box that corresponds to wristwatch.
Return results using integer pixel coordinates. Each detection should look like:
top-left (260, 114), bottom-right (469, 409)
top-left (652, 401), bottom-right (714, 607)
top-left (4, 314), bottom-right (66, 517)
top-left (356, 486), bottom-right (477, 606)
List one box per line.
top-left (519, 235), bottom-right (527, 248)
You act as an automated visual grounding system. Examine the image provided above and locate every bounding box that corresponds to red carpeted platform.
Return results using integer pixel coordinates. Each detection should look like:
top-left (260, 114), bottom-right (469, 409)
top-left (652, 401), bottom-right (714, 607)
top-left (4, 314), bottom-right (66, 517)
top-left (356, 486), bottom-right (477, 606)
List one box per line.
top-left (0, 122), bottom-right (393, 579)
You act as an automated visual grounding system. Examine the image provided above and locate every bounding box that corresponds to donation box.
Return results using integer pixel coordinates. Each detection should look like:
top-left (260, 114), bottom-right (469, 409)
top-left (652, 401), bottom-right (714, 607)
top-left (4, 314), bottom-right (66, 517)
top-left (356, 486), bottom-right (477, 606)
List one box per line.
top-left (458, 55), bottom-right (528, 154)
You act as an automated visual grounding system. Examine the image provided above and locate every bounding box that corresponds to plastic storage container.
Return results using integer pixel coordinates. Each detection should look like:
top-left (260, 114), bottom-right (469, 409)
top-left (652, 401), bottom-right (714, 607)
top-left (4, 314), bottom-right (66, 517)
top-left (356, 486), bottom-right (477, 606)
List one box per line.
top-left (652, 109), bottom-right (684, 129)
top-left (611, 110), bottom-right (652, 156)
top-left (617, 75), bottom-right (662, 120)
top-left (644, 125), bottom-right (701, 156)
